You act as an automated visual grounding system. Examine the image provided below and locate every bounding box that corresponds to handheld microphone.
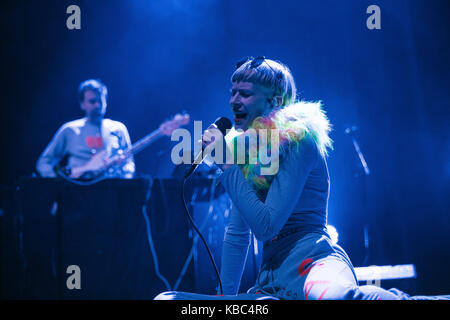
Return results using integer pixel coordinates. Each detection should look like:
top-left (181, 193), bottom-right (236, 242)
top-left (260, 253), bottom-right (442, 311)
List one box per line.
top-left (184, 117), bottom-right (232, 179)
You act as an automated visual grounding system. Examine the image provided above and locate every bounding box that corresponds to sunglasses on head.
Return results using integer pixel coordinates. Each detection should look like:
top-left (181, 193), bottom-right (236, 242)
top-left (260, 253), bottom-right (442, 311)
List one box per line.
top-left (235, 56), bottom-right (281, 79)
top-left (236, 56), bottom-right (267, 69)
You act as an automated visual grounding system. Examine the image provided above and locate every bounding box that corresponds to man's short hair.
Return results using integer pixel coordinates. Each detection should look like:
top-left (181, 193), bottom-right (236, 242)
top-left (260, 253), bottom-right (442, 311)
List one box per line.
top-left (78, 79), bottom-right (108, 103)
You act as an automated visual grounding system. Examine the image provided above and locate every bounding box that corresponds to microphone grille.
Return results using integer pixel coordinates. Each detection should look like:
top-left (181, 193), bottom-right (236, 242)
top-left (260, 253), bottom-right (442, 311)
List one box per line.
top-left (214, 117), bottom-right (232, 135)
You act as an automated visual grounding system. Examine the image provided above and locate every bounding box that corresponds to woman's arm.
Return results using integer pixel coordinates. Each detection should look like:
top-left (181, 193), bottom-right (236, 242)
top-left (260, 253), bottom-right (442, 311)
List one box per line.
top-left (219, 134), bottom-right (319, 242)
top-left (219, 205), bottom-right (251, 295)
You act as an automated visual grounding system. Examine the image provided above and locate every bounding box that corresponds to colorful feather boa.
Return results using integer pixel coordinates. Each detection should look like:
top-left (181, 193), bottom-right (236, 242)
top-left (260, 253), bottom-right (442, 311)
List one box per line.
top-left (232, 101), bottom-right (332, 197)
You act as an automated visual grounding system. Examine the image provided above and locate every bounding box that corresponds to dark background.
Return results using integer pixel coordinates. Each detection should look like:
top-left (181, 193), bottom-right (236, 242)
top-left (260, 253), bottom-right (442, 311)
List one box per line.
top-left (1, 0), bottom-right (449, 295)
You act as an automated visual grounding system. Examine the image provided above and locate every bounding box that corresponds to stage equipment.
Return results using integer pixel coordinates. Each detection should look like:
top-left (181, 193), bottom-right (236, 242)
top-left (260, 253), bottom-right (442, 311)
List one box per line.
top-left (0, 176), bottom-right (259, 299)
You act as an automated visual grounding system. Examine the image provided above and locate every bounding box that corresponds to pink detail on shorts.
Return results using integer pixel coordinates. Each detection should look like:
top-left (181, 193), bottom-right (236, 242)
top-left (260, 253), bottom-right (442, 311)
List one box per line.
top-left (318, 287), bottom-right (330, 300)
top-left (304, 281), bottom-right (330, 300)
top-left (308, 262), bottom-right (326, 276)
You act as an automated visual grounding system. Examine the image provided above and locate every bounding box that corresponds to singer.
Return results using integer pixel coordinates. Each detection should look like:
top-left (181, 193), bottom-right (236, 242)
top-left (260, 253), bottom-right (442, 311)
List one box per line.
top-left (155, 57), bottom-right (439, 300)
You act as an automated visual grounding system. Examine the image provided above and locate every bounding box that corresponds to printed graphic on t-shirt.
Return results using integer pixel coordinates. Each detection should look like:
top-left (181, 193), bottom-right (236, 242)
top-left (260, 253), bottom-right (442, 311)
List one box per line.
top-left (85, 136), bottom-right (103, 149)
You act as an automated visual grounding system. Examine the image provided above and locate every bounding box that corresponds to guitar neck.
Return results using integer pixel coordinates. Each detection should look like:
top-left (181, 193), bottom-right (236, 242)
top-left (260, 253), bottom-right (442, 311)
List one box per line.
top-left (103, 128), bottom-right (163, 171)
top-left (125, 128), bottom-right (163, 157)
top-left (75, 112), bottom-right (189, 178)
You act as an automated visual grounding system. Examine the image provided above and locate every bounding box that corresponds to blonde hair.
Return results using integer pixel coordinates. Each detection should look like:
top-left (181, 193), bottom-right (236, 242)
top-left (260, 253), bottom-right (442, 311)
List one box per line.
top-left (231, 58), bottom-right (297, 106)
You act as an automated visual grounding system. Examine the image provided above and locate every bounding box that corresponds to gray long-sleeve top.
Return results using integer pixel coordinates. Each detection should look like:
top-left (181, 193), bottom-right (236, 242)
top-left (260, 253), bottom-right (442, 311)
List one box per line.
top-left (218, 134), bottom-right (330, 294)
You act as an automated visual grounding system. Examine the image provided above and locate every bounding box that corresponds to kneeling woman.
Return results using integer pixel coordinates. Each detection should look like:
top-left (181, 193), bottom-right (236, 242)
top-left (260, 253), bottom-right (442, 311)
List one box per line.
top-left (156, 57), bottom-right (423, 300)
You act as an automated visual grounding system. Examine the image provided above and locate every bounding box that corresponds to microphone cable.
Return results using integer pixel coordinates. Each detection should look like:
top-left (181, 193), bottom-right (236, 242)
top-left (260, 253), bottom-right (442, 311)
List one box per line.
top-left (181, 176), bottom-right (223, 295)
top-left (179, 116), bottom-right (231, 295)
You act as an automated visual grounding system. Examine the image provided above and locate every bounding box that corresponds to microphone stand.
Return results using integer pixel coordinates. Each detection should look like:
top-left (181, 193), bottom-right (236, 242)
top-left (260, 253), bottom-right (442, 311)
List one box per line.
top-left (345, 126), bottom-right (371, 266)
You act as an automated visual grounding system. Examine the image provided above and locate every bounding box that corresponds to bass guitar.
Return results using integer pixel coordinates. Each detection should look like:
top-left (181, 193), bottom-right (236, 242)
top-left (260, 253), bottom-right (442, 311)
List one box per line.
top-left (69, 113), bottom-right (190, 179)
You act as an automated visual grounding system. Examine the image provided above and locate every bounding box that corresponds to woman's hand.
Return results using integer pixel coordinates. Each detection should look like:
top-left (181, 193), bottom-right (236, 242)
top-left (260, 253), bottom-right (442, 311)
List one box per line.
top-left (199, 124), bottom-right (233, 171)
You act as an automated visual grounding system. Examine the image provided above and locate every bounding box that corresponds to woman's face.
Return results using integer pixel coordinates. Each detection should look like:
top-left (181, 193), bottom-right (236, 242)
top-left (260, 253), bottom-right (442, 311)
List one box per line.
top-left (229, 81), bottom-right (273, 131)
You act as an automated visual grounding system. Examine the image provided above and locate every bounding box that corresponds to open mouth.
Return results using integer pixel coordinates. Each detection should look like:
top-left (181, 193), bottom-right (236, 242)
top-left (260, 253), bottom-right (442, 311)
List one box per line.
top-left (234, 112), bottom-right (248, 122)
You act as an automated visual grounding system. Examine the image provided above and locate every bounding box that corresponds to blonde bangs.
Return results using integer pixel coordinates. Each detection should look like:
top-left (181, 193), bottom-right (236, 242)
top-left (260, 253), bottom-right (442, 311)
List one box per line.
top-left (231, 58), bottom-right (296, 106)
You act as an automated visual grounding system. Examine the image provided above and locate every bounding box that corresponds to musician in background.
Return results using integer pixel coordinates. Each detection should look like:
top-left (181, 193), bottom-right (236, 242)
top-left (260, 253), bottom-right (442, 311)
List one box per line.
top-left (36, 79), bottom-right (135, 179)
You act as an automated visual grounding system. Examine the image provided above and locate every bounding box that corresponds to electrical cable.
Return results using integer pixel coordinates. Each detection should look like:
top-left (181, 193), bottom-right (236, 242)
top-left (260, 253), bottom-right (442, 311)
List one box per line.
top-left (141, 178), bottom-right (172, 291)
top-left (181, 177), bottom-right (223, 295)
top-left (173, 177), bottom-right (217, 291)
top-left (55, 168), bottom-right (108, 186)
top-left (56, 167), bottom-right (173, 290)
top-left (173, 206), bottom-right (210, 291)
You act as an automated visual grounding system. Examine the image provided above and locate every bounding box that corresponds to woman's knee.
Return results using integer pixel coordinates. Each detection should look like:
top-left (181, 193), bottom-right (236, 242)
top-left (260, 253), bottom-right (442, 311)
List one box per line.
top-left (348, 285), bottom-right (402, 300)
top-left (302, 258), bottom-right (357, 300)
top-left (304, 280), bottom-right (354, 300)
top-left (154, 291), bottom-right (178, 300)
